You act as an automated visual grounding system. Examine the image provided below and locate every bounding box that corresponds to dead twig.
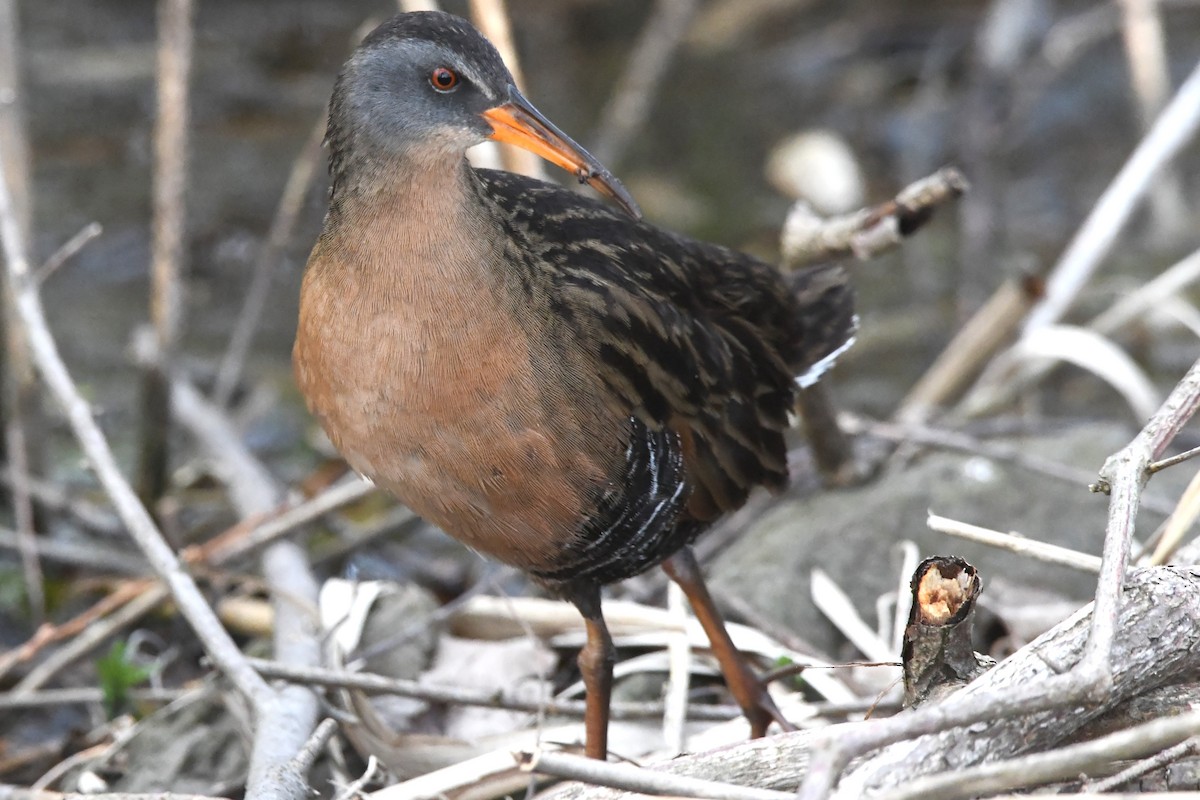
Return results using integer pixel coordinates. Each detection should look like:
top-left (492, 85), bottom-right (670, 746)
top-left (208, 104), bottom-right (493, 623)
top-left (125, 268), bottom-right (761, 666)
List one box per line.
top-left (0, 686), bottom-right (185, 710)
top-left (0, 465), bottom-right (121, 535)
top-left (0, 790), bottom-right (229, 800)
top-left (781, 167), bottom-right (967, 269)
top-left (1148, 443), bottom-right (1200, 474)
top-left (1031, 28), bottom-right (1200, 329)
top-left (206, 477), bottom-right (376, 566)
top-left (895, 278), bottom-right (1041, 424)
top-left (36, 222), bottom-right (102, 285)
top-left (0, 579), bottom-right (157, 683)
top-left (845, 414), bottom-right (1181, 517)
top-left (957, 56), bottom-right (1200, 417)
top-left (10, 584), bottom-right (166, 693)
top-left (1084, 734), bottom-right (1200, 791)
top-left (949, 245), bottom-right (1200, 423)
top-left (274, 718), bottom-right (339, 794)
top-left (247, 656), bottom-right (738, 721)
top-left (332, 755), bottom-right (379, 800)
top-left (1090, 246), bottom-right (1200, 341)
top-left (0, 526), bottom-right (143, 573)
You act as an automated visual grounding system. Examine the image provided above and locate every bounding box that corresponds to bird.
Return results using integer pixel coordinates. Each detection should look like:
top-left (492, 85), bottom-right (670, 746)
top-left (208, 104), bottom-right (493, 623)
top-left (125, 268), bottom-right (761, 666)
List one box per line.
top-left (294, 10), bottom-right (855, 760)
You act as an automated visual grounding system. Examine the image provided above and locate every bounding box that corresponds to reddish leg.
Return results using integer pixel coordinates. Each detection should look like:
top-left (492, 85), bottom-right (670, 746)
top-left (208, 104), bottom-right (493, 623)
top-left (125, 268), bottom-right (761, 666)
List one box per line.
top-left (568, 583), bottom-right (615, 759)
top-left (663, 546), bottom-right (795, 736)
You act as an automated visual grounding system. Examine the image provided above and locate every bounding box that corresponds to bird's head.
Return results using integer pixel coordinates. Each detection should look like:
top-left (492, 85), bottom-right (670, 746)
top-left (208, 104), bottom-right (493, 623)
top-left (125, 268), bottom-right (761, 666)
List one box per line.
top-left (329, 11), bottom-right (640, 218)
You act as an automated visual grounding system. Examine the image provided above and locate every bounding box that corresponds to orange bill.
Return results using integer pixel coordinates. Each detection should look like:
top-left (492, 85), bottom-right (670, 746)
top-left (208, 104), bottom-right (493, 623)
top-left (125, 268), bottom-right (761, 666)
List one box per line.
top-left (483, 86), bottom-right (642, 220)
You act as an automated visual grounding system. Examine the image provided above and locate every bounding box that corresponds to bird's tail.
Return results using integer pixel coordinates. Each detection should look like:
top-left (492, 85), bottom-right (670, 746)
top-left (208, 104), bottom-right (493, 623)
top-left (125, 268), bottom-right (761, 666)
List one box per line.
top-left (786, 263), bottom-right (857, 388)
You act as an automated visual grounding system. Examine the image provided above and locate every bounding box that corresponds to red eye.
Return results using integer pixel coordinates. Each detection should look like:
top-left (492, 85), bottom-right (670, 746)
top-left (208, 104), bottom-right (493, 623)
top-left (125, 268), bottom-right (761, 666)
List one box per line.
top-left (430, 67), bottom-right (460, 92)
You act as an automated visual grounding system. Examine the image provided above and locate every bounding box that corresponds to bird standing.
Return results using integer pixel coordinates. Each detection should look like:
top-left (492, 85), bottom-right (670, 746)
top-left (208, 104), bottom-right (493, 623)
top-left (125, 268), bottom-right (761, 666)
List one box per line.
top-left (294, 11), bottom-right (855, 759)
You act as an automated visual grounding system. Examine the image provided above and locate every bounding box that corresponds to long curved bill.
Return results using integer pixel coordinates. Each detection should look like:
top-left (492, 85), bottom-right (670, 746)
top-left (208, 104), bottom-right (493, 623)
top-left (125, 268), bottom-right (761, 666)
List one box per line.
top-left (483, 86), bottom-right (643, 220)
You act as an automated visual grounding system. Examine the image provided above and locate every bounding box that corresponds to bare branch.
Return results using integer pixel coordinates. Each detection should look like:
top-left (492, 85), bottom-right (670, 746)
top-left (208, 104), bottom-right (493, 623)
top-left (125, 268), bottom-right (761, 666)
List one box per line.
top-left (881, 707), bottom-right (1200, 800)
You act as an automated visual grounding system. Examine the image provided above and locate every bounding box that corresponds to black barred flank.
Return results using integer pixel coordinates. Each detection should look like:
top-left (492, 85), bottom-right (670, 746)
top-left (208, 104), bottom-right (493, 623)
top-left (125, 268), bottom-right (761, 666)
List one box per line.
top-left (532, 417), bottom-right (699, 587)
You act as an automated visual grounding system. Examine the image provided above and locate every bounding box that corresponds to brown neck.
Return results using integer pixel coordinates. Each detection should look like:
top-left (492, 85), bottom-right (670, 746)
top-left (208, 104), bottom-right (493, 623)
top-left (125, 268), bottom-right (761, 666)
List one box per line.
top-left (317, 151), bottom-right (502, 286)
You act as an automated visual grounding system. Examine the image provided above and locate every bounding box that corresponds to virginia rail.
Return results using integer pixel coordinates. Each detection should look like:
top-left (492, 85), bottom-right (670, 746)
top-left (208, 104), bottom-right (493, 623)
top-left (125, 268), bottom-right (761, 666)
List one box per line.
top-left (295, 11), bottom-right (855, 759)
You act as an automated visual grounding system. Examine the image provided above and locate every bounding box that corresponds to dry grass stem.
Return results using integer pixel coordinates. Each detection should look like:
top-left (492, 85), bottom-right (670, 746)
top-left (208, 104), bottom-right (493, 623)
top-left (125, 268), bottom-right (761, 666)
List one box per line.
top-left (927, 512), bottom-right (1103, 573)
top-left (139, 0), bottom-right (194, 505)
top-left (0, 0), bottom-right (44, 626)
top-left (895, 280), bottom-right (1037, 423)
top-left (0, 579), bottom-right (159, 683)
top-left (662, 580), bottom-right (692, 754)
top-left (1147, 467), bottom-right (1200, 565)
top-left (13, 586), bottom-right (169, 693)
top-left (1023, 26), bottom-right (1200, 332)
top-left (1117, 0), bottom-right (1189, 233)
top-left (468, 0), bottom-right (543, 178)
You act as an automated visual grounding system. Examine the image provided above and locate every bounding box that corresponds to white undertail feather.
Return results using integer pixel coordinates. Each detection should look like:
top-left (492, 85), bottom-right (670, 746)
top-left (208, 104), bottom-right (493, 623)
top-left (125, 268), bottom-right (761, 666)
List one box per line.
top-left (795, 314), bottom-right (859, 389)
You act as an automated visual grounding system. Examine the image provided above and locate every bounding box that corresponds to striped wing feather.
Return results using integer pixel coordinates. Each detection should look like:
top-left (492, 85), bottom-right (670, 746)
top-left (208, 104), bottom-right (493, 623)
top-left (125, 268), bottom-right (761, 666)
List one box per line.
top-left (477, 169), bottom-right (815, 523)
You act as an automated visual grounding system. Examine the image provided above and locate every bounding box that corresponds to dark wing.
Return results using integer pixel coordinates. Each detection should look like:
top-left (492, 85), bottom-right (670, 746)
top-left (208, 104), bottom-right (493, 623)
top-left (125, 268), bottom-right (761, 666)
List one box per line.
top-left (476, 169), bottom-right (854, 523)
